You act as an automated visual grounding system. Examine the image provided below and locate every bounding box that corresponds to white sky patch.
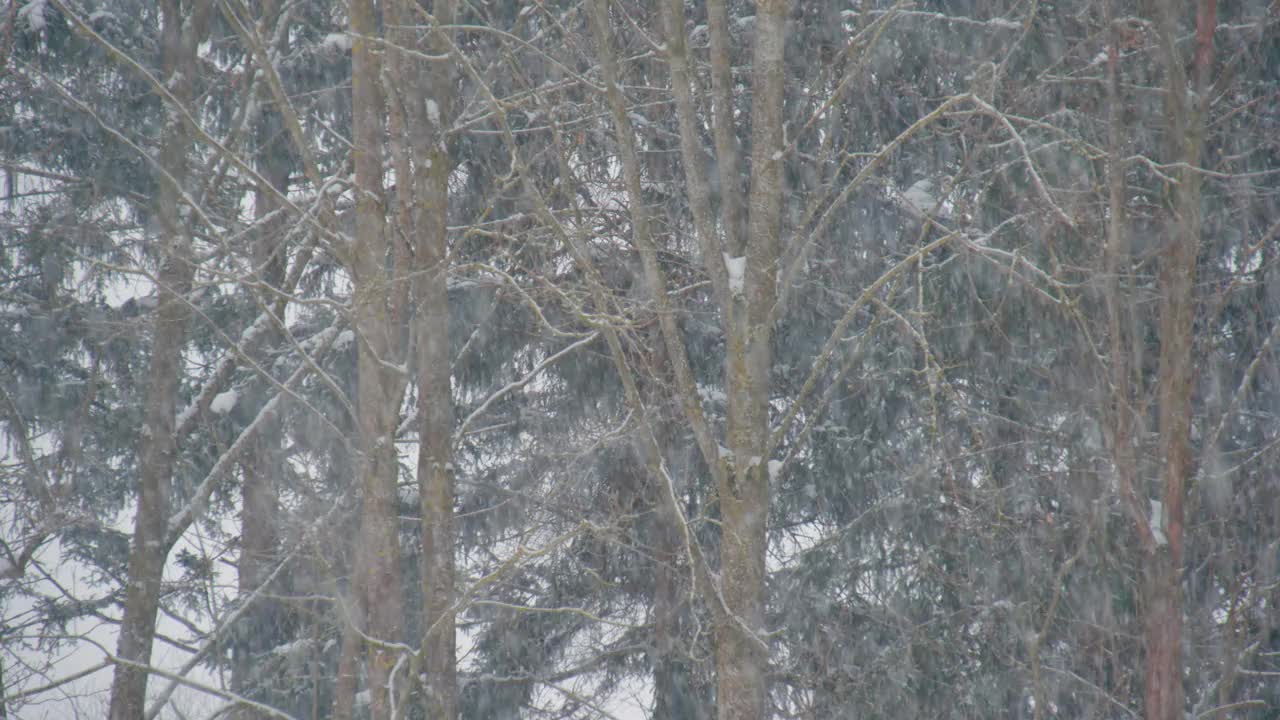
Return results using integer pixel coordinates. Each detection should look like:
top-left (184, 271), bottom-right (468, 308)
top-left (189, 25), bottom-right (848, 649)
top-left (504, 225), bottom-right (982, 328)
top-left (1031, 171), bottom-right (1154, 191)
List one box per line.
top-left (271, 638), bottom-right (314, 657)
top-left (3, 527), bottom-right (217, 718)
top-left (903, 179), bottom-right (938, 213)
top-left (174, 403), bottom-right (198, 430)
top-left (18, 0), bottom-right (47, 32)
top-left (322, 32), bottom-right (352, 53)
top-left (426, 99), bottom-right (441, 125)
top-left (724, 253), bottom-right (746, 295)
top-left (209, 389), bottom-right (238, 415)
top-left (697, 384), bottom-right (727, 405)
top-left (1149, 499), bottom-right (1168, 547)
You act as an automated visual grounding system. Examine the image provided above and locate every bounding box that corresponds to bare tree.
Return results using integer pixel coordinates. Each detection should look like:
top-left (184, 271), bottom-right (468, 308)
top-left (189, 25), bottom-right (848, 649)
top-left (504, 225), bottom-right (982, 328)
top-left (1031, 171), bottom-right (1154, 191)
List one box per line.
top-left (4, 2), bottom-right (1278, 719)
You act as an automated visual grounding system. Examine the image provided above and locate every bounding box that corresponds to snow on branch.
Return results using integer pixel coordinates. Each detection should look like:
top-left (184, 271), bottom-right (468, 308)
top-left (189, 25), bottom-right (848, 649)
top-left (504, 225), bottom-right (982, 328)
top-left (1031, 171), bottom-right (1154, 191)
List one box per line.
top-left (165, 323), bottom-right (344, 544)
top-left (449, 331), bottom-right (601, 442)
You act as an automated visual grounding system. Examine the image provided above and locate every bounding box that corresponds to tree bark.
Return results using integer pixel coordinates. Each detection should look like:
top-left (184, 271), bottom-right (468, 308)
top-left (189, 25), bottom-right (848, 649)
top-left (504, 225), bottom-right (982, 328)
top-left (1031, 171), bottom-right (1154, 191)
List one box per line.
top-left (652, 498), bottom-right (681, 718)
top-left (350, 1), bottom-right (408, 716)
top-left (1143, 2), bottom-right (1215, 718)
top-left (231, 9), bottom-right (291, 710)
top-left (635, 1), bottom-right (790, 717)
top-left (404, 2), bottom-right (459, 717)
top-left (330, 611), bottom-right (362, 720)
top-left (106, 2), bottom-right (209, 717)
top-left (717, 3), bottom-right (789, 720)
top-left (331, 472), bottom-right (365, 720)
top-left (231, 433), bottom-right (283, 719)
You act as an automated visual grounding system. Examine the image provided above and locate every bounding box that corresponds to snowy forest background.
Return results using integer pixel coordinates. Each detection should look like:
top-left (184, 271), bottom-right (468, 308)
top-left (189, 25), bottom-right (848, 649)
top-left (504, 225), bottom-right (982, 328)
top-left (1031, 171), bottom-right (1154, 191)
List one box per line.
top-left (2, 0), bottom-right (1279, 718)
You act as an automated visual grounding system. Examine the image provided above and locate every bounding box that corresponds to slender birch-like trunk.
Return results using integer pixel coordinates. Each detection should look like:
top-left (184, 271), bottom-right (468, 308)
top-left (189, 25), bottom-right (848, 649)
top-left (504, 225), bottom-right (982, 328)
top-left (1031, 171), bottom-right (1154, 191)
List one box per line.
top-left (232, 4), bottom-right (291, 711)
top-left (106, 3), bottom-right (210, 717)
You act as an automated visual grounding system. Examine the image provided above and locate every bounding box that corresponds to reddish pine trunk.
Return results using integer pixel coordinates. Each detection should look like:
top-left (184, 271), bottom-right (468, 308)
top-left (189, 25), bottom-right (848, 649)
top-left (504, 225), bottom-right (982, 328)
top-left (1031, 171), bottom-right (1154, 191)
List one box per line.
top-left (1143, 554), bottom-right (1184, 720)
top-left (1142, 2), bottom-right (1214, 718)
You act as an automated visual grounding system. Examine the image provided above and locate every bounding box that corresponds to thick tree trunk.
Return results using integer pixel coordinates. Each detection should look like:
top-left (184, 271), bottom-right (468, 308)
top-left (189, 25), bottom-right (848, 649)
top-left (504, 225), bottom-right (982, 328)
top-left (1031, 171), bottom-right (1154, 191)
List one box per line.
top-left (1143, 552), bottom-right (1184, 720)
top-left (406, 3), bottom-right (459, 717)
top-left (713, 469), bottom-right (768, 720)
top-left (1143, 2), bottom-right (1214, 719)
top-left (106, 2), bottom-right (208, 717)
top-left (377, 0), bottom-right (459, 713)
top-left (717, 3), bottom-right (789, 720)
top-left (618, 1), bottom-right (789, 717)
top-left (415, 208), bottom-right (458, 720)
top-left (350, 1), bottom-right (408, 717)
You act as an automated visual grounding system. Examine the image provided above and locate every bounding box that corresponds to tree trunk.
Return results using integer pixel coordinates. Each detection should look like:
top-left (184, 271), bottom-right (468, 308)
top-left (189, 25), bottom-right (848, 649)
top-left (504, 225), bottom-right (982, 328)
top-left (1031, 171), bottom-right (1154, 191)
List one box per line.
top-left (652, 500), bottom-right (680, 718)
top-left (1143, 2), bottom-right (1214, 718)
top-left (1143, 552), bottom-right (1184, 720)
top-left (331, 476), bottom-right (365, 720)
top-left (331, 612), bottom-right (362, 720)
top-left (231, 433), bottom-right (283, 718)
top-left (628, 1), bottom-right (789, 717)
top-left (350, 1), bottom-right (408, 716)
top-left (106, 2), bottom-right (209, 717)
top-left (404, 2), bottom-right (459, 717)
top-left (232, 20), bottom-right (291, 710)
top-left (717, 3), bottom-right (789, 719)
